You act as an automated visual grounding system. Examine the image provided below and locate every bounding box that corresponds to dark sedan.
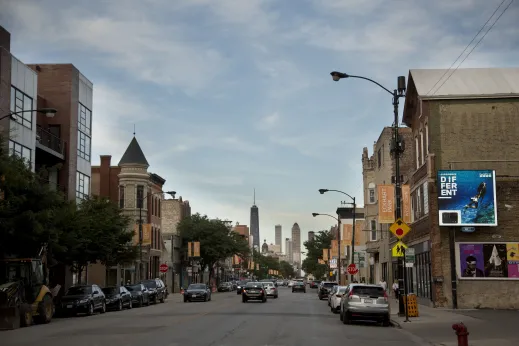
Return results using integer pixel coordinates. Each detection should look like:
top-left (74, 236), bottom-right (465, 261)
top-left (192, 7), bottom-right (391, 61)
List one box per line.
top-left (242, 282), bottom-right (267, 303)
top-left (292, 281), bottom-right (306, 293)
top-left (102, 286), bottom-right (133, 311)
top-left (184, 284), bottom-right (212, 302)
top-left (140, 278), bottom-right (167, 304)
top-left (125, 284), bottom-right (151, 307)
top-left (59, 284), bottom-right (106, 316)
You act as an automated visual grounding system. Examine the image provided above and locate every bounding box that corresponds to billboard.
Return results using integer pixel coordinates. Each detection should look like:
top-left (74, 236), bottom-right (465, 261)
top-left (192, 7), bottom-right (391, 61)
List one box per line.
top-left (456, 242), bottom-right (519, 280)
top-left (437, 170), bottom-right (497, 226)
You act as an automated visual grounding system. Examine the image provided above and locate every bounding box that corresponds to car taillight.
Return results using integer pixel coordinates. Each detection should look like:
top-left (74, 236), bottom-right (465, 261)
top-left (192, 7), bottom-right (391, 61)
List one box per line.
top-left (242, 289), bottom-right (247, 293)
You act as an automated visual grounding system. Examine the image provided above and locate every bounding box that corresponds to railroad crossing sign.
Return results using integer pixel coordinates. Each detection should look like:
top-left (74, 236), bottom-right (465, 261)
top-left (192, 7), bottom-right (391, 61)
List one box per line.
top-left (347, 263), bottom-right (359, 275)
top-left (389, 218), bottom-right (411, 239)
top-left (392, 241), bottom-right (408, 257)
top-left (159, 263), bottom-right (169, 273)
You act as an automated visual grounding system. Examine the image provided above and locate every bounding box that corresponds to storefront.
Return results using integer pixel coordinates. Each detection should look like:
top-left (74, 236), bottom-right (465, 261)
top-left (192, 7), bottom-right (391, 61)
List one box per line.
top-left (392, 240), bottom-right (432, 302)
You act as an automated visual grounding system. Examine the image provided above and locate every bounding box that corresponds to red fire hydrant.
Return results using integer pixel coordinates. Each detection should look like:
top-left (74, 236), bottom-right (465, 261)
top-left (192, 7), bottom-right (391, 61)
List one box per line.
top-left (452, 322), bottom-right (469, 346)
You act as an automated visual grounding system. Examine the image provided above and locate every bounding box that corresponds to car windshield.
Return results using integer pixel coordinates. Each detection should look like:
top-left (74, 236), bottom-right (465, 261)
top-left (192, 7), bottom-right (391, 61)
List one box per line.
top-left (141, 280), bottom-right (157, 288)
top-left (66, 286), bottom-right (92, 295)
top-left (126, 285), bottom-right (142, 292)
top-left (323, 282), bottom-right (338, 288)
top-left (188, 284), bottom-right (206, 290)
top-left (337, 287), bottom-right (348, 294)
top-left (101, 287), bottom-right (118, 295)
top-left (351, 286), bottom-right (385, 297)
top-left (238, 281), bottom-right (248, 286)
top-left (245, 283), bottom-right (263, 289)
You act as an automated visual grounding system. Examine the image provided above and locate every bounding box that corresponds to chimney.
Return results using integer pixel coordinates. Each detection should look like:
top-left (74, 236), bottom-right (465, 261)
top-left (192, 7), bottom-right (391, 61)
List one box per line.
top-left (100, 155), bottom-right (111, 197)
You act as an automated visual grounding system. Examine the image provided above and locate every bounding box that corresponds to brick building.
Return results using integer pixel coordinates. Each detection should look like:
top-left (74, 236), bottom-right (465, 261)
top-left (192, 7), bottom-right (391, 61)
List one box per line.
top-left (90, 137), bottom-right (168, 286)
top-left (362, 127), bottom-right (413, 286)
top-left (401, 67), bottom-right (519, 309)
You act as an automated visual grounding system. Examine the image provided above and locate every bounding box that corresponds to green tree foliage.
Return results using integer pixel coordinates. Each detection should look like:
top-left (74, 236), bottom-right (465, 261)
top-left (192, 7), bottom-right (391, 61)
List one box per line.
top-left (279, 260), bottom-right (296, 278)
top-left (53, 196), bottom-right (137, 281)
top-left (302, 230), bottom-right (334, 279)
top-left (251, 250), bottom-right (281, 279)
top-left (0, 141), bottom-right (67, 258)
top-left (178, 213), bottom-right (250, 281)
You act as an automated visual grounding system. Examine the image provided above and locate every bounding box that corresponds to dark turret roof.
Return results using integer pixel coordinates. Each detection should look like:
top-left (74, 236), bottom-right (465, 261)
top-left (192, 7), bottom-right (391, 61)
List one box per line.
top-left (118, 137), bottom-right (149, 166)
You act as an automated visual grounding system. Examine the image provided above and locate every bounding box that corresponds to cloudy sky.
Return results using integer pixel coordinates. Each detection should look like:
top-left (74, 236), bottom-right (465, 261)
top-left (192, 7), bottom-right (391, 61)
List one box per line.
top-left (1, 0), bottom-right (518, 249)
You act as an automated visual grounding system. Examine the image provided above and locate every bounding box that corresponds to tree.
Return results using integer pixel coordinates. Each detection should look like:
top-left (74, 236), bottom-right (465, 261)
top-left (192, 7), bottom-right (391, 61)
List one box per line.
top-left (0, 139), bottom-right (68, 259)
top-left (178, 213), bottom-right (250, 283)
top-left (302, 230), bottom-right (334, 279)
top-left (279, 260), bottom-right (295, 278)
top-left (251, 250), bottom-right (281, 279)
top-left (53, 196), bottom-right (137, 283)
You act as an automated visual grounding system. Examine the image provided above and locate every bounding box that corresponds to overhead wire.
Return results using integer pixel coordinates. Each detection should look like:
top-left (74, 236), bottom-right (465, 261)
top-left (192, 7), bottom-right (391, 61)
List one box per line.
top-left (425, 0), bottom-right (512, 96)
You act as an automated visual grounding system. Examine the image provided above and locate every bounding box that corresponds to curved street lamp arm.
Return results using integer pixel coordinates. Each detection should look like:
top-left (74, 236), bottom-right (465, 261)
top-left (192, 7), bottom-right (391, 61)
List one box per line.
top-left (348, 75), bottom-right (393, 96)
top-left (326, 189), bottom-right (355, 202)
top-left (314, 213), bottom-right (339, 222)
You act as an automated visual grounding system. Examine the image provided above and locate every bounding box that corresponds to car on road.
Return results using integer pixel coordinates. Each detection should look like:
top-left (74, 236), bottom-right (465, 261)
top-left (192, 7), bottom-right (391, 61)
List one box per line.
top-left (184, 283), bottom-right (212, 302)
top-left (125, 283), bottom-right (151, 307)
top-left (59, 284), bottom-right (106, 316)
top-left (292, 281), bottom-right (306, 293)
top-left (310, 280), bottom-right (321, 288)
top-left (318, 281), bottom-right (338, 300)
top-left (261, 281), bottom-right (278, 298)
top-left (339, 284), bottom-right (390, 326)
top-left (140, 278), bottom-right (167, 304)
top-left (102, 286), bottom-right (133, 311)
top-left (329, 286), bottom-right (347, 313)
top-left (236, 280), bottom-right (250, 294)
top-left (218, 282), bottom-right (233, 292)
top-left (327, 285), bottom-right (339, 306)
top-left (242, 282), bottom-right (267, 303)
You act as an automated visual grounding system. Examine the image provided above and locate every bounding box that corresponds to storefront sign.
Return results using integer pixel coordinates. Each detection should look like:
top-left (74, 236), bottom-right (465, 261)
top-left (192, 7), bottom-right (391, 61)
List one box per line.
top-left (456, 242), bottom-right (519, 279)
top-left (437, 170), bottom-right (497, 226)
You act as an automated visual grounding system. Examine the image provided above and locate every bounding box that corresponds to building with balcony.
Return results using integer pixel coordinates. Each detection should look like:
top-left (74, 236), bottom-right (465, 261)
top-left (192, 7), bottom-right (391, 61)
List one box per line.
top-left (400, 67), bottom-right (519, 309)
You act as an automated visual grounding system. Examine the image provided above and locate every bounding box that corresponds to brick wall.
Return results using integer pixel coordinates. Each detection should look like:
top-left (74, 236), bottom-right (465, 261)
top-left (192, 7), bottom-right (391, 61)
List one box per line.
top-left (161, 199), bottom-right (183, 236)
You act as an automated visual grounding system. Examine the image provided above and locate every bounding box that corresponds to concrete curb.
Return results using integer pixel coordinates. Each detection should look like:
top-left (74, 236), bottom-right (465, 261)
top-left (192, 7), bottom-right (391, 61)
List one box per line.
top-left (390, 318), bottom-right (402, 329)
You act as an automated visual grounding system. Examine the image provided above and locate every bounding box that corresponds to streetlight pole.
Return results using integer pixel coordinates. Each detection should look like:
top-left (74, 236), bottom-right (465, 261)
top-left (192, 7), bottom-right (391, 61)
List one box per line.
top-left (138, 190), bottom-right (176, 282)
top-left (329, 71), bottom-right (407, 315)
top-left (319, 189), bottom-right (356, 283)
top-left (312, 212), bottom-right (341, 283)
top-left (0, 108), bottom-right (57, 121)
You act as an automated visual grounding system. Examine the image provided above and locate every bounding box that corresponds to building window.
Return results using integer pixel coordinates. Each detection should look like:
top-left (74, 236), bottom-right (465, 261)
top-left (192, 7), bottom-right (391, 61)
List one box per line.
top-left (370, 220), bottom-right (377, 241)
top-left (8, 140), bottom-right (31, 165)
top-left (420, 130), bottom-right (425, 165)
top-left (119, 185), bottom-right (125, 208)
top-left (412, 184), bottom-right (428, 221)
top-left (158, 199), bottom-right (161, 217)
top-left (377, 148), bottom-right (382, 169)
top-left (423, 181), bottom-right (429, 214)
top-left (136, 185), bottom-right (144, 209)
top-left (76, 171), bottom-right (90, 202)
top-left (78, 103), bottom-right (92, 162)
top-left (369, 189), bottom-right (375, 203)
top-left (10, 86), bottom-right (33, 129)
top-left (425, 123), bottom-right (429, 155)
top-left (415, 136), bottom-right (420, 169)
top-left (77, 131), bottom-right (91, 161)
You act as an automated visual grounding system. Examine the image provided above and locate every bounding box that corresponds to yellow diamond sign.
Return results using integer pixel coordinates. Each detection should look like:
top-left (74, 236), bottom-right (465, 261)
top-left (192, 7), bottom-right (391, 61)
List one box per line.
top-left (389, 218), bottom-right (411, 239)
top-left (392, 241), bottom-right (408, 257)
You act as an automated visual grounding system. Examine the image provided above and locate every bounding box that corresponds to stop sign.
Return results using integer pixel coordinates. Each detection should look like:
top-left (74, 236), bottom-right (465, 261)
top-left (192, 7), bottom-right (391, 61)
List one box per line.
top-left (347, 263), bottom-right (359, 275)
top-left (159, 263), bottom-right (169, 273)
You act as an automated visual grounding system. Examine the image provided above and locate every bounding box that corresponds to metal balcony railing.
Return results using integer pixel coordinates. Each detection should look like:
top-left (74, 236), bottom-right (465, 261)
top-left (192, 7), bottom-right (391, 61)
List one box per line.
top-left (36, 125), bottom-right (65, 156)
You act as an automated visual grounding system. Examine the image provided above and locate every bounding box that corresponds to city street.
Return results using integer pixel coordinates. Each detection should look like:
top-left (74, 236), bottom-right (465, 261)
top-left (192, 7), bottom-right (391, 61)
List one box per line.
top-left (3, 287), bottom-right (429, 346)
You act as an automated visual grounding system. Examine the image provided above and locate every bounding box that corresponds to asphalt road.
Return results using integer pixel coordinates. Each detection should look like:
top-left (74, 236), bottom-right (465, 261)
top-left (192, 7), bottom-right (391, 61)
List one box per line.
top-left (4, 287), bottom-right (429, 346)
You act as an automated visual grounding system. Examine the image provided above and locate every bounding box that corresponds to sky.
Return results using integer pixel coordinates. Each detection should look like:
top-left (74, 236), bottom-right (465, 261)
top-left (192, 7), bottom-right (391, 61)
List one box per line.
top-left (1, 0), bottom-right (518, 251)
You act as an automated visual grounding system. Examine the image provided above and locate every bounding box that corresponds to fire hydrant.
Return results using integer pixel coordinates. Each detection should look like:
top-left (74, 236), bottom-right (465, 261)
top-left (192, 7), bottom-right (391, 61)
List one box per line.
top-left (452, 322), bottom-right (469, 346)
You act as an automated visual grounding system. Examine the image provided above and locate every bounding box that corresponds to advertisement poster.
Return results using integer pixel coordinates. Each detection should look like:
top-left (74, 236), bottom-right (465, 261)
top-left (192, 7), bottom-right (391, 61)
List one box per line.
top-left (378, 185), bottom-right (395, 223)
top-left (437, 170), bottom-right (497, 226)
top-left (402, 184), bottom-right (412, 223)
top-left (457, 242), bottom-right (519, 279)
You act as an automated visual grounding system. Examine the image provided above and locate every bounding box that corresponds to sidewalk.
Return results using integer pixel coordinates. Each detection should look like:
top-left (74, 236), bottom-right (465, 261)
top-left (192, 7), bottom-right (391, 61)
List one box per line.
top-left (390, 299), bottom-right (519, 345)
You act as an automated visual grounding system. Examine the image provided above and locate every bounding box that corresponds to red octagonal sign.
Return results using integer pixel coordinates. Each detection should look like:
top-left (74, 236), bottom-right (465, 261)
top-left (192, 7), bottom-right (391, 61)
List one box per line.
top-left (347, 263), bottom-right (359, 275)
top-left (159, 263), bottom-right (169, 273)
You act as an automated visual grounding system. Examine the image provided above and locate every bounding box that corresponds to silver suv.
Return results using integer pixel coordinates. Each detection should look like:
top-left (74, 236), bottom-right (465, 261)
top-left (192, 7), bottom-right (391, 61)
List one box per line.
top-left (339, 284), bottom-right (390, 326)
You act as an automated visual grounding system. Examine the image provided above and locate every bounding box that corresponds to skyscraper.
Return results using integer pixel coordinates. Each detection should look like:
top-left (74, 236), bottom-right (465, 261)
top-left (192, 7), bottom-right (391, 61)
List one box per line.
top-left (291, 223), bottom-right (301, 266)
top-left (275, 225), bottom-right (282, 252)
top-left (250, 189), bottom-right (260, 249)
top-left (285, 238), bottom-right (293, 264)
top-left (308, 231), bottom-right (315, 242)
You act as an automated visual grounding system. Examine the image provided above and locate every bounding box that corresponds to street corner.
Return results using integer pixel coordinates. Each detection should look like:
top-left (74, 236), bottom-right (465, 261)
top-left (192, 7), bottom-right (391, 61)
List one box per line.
top-left (390, 318), bottom-right (402, 329)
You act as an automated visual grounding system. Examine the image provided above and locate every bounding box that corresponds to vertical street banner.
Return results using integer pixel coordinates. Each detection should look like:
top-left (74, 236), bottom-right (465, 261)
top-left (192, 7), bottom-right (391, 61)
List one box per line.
top-left (322, 249), bottom-right (328, 261)
top-left (342, 224), bottom-right (352, 244)
top-left (331, 240), bottom-right (338, 258)
top-left (256, 263), bottom-right (259, 271)
top-left (402, 184), bottom-right (412, 223)
top-left (378, 185), bottom-right (395, 223)
top-left (187, 242), bottom-right (192, 257)
top-left (193, 241), bottom-right (200, 257)
top-left (134, 224), bottom-right (152, 245)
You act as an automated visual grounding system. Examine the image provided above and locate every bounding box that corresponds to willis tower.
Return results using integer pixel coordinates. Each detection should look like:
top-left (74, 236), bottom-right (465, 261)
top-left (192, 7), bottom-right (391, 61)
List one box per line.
top-left (250, 189), bottom-right (260, 250)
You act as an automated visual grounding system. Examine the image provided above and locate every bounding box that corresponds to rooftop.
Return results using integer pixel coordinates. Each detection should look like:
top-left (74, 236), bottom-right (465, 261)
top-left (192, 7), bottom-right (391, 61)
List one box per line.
top-left (119, 137), bottom-right (149, 167)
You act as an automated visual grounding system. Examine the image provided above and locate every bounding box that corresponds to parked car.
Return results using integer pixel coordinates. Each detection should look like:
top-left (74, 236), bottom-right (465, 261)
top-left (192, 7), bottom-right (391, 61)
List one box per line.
top-left (140, 278), bottom-right (167, 304)
top-left (318, 282), bottom-right (338, 300)
top-left (242, 282), bottom-right (267, 303)
top-left (184, 283), bottom-right (212, 302)
top-left (102, 286), bottom-right (133, 311)
top-left (330, 286), bottom-right (348, 313)
top-left (125, 283), bottom-right (151, 307)
top-left (340, 284), bottom-right (390, 326)
top-left (59, 284), bottom-right (106, 316)
top-left (327, 285), bottom-right (339, 306)
top-left (218, 282), bottom-right (233, 292)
